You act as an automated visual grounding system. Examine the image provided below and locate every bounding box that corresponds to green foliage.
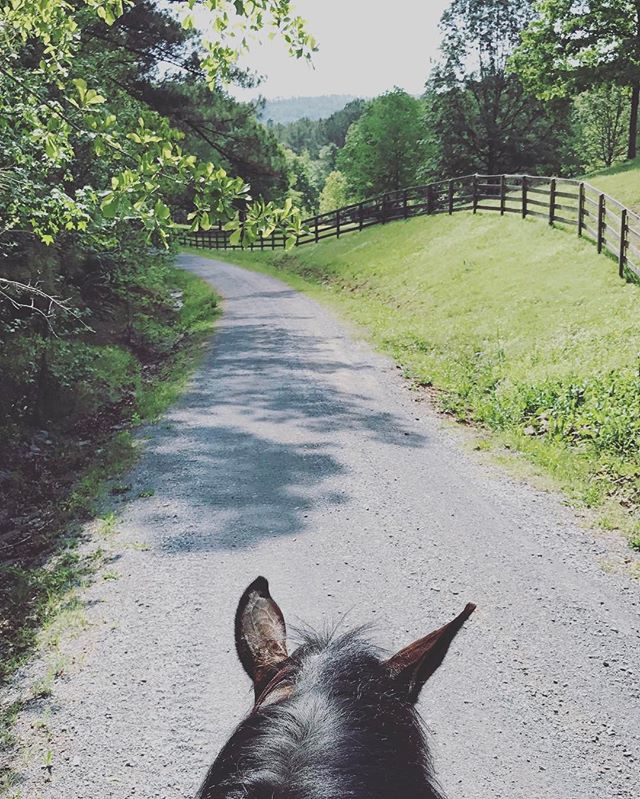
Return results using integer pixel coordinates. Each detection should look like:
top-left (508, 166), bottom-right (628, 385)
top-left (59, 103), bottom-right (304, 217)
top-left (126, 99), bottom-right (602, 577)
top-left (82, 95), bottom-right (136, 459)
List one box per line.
top-left (49, 343), bottom-right (139, 417)
top-left (0, 551), bottom-right (90, 683)
top-left (134, 269), bottom-right (219, 419)
top-left (338, 89), bottom-right (427, 198)
top-left (513, 0), bottom-right (640, 94)
top-left (575, 86), bottom-right (631, 169)
top-left (511, 0), bottom-right (640, 159)
top-left (486, 371), bottom-right (640, 458)
top-left (0, 0), bottom-right (315, 252)
top-left (273, 117), bottom-right (328, 160)
top-left (319, 171), bottom-right (351, 213)
top-left (285, 149), bottom-right (324, 215)
top-left (0, 230), bottom-right (174, 429)
top-left (322, 100), bottom-right (368, 149)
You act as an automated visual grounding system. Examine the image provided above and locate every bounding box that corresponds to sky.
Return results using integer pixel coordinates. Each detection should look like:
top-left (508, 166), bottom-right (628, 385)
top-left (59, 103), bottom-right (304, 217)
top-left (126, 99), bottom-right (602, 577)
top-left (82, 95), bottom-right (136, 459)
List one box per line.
top-left (219, 0), bottom-right (451, 101)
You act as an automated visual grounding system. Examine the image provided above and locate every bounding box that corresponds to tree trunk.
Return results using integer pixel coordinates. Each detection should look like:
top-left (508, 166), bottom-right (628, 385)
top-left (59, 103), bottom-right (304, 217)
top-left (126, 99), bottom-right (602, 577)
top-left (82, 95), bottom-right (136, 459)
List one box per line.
top-left (628, 81), bottom-right (639, 160)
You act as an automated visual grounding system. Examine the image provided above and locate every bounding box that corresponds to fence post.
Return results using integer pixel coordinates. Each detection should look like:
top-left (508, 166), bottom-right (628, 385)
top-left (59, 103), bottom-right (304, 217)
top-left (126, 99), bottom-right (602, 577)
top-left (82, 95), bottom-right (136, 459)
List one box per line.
top-left (500, 175), bottom-right (506, 216)
top-left (577, 182), bottom-right (585, 237)
top-left (448, 180), bottom-right (454, 215)
top-left (427, 185), bottom-right (434, 215)
top-left (597, 194), bottom-right (605, 253)
top-left (336, 208), bottom-right (341, 238)
top-left (619, 208), bottom-right (628, 278)
top-left (403, 189), bottom-right (409, 219)
top-left (522, 176), bottom-right (528, 219)
top-left (315, 216), bottom-right (319, 243)
top-left (382, 195), bottom-right (387, 224)
top-left (548, 178), bottom-right (556, 226)
top-left (260, 235), bottom-right (265, 251)
top-left (472, 174), bottom-right (478, 214)
top-left (359, 203), bottom-right (364, 231)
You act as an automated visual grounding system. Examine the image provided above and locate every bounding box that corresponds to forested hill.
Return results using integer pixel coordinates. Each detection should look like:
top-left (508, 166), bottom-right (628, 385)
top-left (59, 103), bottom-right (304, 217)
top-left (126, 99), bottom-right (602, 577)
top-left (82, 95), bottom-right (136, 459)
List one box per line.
top-left (261, 95), bottom-right (361, 123)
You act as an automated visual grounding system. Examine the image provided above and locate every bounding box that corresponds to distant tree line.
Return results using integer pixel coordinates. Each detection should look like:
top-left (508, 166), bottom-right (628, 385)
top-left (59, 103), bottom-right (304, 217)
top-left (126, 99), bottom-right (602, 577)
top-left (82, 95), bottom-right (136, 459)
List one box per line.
top-left (262, 95), bottom-right (360, 124)
top-left (270, 0), bottom-right (640, 215)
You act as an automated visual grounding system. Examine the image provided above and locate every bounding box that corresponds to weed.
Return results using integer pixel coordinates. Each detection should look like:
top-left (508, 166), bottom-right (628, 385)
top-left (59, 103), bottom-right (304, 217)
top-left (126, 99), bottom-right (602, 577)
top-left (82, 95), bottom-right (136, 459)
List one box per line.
top-left (42, 748), bottom-right (53, 780)
top-left (127, 542), bottom-right (151, 551)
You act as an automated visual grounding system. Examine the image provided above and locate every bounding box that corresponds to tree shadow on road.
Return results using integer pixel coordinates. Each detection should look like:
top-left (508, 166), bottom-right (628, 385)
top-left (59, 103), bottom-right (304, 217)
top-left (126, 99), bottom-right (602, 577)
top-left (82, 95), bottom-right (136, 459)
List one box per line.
top-left (128, 310), bottom-right (429, 552)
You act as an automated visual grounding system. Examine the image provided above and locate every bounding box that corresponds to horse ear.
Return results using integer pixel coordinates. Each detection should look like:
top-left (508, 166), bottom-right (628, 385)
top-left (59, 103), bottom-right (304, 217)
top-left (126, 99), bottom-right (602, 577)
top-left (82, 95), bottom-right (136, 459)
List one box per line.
top-left (235, 577), bottom-right (288, 700)
top-left (385, 603), bottom-right (476, 703)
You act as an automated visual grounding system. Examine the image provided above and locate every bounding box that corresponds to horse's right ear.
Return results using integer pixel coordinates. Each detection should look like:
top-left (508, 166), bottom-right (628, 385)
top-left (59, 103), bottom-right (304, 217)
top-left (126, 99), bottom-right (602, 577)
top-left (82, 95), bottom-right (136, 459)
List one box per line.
top-left (385, 602), bottom-right (476, 703)
top-left (235, 577), bottom-right (288, 700)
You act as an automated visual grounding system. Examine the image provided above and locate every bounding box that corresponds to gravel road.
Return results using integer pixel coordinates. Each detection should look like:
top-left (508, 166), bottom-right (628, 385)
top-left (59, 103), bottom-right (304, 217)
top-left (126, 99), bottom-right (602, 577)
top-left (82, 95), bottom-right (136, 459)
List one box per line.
top-left (6, 253), bottom-right (640, 799)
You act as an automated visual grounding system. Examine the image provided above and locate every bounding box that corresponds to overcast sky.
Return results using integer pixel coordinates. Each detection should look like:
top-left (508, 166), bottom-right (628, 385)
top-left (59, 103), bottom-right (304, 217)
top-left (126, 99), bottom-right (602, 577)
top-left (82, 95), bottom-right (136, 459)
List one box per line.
top-left (220, 0), bottom-right (451, 100)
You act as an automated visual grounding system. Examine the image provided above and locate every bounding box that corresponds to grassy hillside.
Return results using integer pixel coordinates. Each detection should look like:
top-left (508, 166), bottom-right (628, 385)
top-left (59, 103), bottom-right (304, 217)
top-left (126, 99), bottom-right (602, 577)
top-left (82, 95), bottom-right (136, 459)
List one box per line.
top-left (587, 157), bottom-right (640, 214)
top-left (199, 211), bottom-right (640, 550)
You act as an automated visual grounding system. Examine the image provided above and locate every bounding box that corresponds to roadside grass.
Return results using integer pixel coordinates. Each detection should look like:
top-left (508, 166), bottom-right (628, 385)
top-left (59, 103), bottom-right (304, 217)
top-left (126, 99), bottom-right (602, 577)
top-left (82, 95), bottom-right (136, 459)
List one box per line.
top-left (588, 157), bottom-right (640, 214)
top-left (186, 211), bottom-right (640, 551)
top-left (0, 266), bottom-right (219, 777)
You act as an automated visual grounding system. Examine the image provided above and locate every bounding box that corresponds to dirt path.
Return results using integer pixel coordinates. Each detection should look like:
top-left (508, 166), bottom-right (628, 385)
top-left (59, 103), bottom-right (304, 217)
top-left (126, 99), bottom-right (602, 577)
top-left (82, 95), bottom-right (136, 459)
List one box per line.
top-left (5, 254), bottom-right (640, 799)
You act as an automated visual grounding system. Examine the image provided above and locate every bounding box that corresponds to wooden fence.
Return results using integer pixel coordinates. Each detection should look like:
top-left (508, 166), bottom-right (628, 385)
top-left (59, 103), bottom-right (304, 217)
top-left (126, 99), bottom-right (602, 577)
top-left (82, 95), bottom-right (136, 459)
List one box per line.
top-left (179, 174), bottom-right (640, 281)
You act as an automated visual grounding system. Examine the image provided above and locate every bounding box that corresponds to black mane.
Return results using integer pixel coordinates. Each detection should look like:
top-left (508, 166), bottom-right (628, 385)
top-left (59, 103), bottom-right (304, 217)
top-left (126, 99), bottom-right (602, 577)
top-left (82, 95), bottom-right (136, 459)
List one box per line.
top-left (196, 629), bottom-right (446, 799)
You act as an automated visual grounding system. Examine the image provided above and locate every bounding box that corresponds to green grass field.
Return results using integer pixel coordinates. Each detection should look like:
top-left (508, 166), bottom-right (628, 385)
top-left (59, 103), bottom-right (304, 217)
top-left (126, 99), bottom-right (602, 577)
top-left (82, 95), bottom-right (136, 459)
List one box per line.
top-left (191, 202), bottom-right (640, 551)
top-left (588, 157), bottom-right (640, 214)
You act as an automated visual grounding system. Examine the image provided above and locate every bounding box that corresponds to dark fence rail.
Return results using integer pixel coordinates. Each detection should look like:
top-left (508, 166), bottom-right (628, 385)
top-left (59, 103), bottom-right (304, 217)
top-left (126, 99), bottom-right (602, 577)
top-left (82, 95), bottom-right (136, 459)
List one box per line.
top-left (179, 174), bottom-right (640, 281)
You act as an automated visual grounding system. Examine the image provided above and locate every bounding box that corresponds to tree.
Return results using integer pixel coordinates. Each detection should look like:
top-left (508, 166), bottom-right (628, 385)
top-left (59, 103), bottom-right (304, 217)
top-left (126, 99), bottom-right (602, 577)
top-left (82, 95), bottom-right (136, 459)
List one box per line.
top-left (576, 85), bottom-right (630, 168)
top-left (338, 90), bottom-right (426, 198)
top-left (322, 99), bottom-right (367, 148)
top-left (80, 3), bottom-right (294, 207)
top-left (137, 79), bottom-right (292, 204)
top-left (284, 149), bottom-right (323, 215)
top-left (270, 99), bottom-right (366, 157)
top-left (0, 0), bottom-right (317, 256)
top-left (270, 116), bottom-right (326, 159)
top-left (319, 171), bottom-right (350, 213)
top-left (425, 83), bottom-right (579, 177)
top-left (511, 0), bottom-right (640, 160)
top-left (426, 0), bottom-right (580, 177)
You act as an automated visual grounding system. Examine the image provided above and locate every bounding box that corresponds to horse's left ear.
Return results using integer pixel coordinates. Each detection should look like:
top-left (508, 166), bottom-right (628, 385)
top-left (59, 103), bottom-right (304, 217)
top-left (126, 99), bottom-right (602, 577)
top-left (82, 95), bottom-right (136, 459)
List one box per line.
top-left (235, 577), bottom-right (288, 700)
top-left (385, 602), bottom-right (476, 703)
